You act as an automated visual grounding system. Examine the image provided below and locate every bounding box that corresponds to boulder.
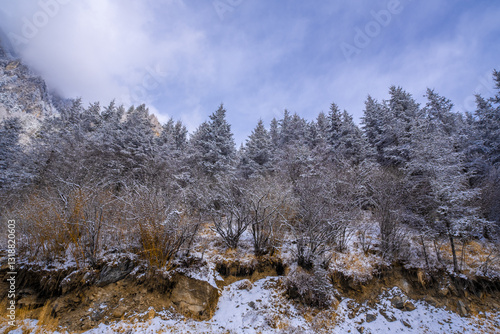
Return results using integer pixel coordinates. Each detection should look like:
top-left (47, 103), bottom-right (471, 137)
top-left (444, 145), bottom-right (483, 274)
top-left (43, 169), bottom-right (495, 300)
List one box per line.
top-left (391, 296), bottom-right (407, 309)
top-left (404, 301), bottom-right (416, 311)
top-left (97, 259), bottom-right (135, 287)
top-left (170, 274), bottom-right (219, 320)
top-left (379, 309), bottom-right (396, 322)
top-left (457, 300), bottom-right (468, 317)
top-left (366, 313), bottom-right (377, 323)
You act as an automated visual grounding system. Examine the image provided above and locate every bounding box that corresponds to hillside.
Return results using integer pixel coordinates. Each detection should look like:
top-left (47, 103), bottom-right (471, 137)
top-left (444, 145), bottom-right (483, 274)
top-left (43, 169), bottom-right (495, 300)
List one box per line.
top-left (1, 35), bottom-right (500, 334)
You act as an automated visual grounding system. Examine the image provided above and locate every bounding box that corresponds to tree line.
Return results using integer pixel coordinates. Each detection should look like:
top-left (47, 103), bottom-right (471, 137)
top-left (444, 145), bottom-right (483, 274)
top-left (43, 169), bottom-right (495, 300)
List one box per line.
top-left (1, 70), bottom-right (499, 274)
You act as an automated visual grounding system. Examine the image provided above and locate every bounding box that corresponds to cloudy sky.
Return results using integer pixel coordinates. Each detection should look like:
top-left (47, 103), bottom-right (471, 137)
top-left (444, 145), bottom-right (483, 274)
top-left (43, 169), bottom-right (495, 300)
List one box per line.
top-left (0, 0), bottom-right (499, 143)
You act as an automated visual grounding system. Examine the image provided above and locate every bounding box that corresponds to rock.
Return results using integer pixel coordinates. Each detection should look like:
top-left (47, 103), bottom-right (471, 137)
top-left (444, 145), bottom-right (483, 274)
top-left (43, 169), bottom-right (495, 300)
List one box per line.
top-left (148, 308), bottom-right (156, 320)
top-left (61, 270), bottom-right (87, 294)
top-left (52, 300), bottom-right (69, 315)
top-left (417, 269), bottom-right (427, 287)
top-left (448, 284), bottom-right (458, 296)
top-left (424, 296), bottom-right (439, 307)
top-left (81, 320), bottom-right (92, 331)
top-left (17, 295), bottom-right (44, 309)
top-left (97, 259), bottom-right (135, 286)
top-left (379, 309), bottom-right (396, 322)
top-left (402, 319), bottom-right (412, 328)
top-left (6, 61), bottom-right (20, 71)
top-left (112, 307), bottom-right (126, 318)
top-left (438, 287), bottom-right (449, 297)
top-left (404, 301), bottom-right (416, 311)
top-left (391, 296), bottom-right (407, 309)
top-left (366, 313), bottom-right (377, 323)
top-left (90, 309), bottom-right (105, 322)
top-left (170, 274), bottom-right (219, 320)
top-left (357, 326), bottom-right (365, 333)
top-left (236, 279), bottom-right (253, 291)
top-left (457, 300), bottom-right (468, 317)
top-left (248, 301), bottom-right (257, 309)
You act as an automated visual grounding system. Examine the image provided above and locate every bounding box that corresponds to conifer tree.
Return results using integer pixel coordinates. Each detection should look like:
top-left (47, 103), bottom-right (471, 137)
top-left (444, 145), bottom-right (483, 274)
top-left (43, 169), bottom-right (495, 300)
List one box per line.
top-left (239, 119), bottom-right (272, 178)
top-left (188, 104), bottom-right (236, 177)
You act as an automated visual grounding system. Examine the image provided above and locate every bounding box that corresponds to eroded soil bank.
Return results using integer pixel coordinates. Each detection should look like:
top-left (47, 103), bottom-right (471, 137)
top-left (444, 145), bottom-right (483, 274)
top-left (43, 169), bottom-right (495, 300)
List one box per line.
top-left (1, 256), bottom-right (499, 333)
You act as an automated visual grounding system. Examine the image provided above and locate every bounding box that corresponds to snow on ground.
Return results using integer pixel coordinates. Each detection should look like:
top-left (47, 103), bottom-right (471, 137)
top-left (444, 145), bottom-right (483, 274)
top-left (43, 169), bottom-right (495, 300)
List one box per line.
top-left (4, 279), bottom-right (500, 334)
top-left (333, 287), bottom-right (500, 334)
top-left (179, 259), bottom-right (224, 289)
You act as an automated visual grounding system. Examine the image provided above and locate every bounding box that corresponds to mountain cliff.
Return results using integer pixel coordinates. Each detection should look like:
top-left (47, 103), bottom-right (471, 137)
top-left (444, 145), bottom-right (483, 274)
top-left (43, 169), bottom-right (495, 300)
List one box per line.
top-left (0, 34), bottom-right (55, 137)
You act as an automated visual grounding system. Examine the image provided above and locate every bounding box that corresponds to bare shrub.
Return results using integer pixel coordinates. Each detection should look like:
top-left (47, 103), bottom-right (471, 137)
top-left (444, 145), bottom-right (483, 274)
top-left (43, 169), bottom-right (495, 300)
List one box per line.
top-left (290, 165), bottom-right (364, 268)
top-left (125, 185), bottom-right (199, 269)
top-left (284, 267), bottom-right (332, 308)
top-left (247, 176), bottom-right (294, 256)
top-left (211, 180), bottom-right (251, 249)
top-left (13, 190), bottom-right (69, 264)
top-left (368, 168), bottom-right (408, 260)
top-left (12, 184), bottom-right (130, 266)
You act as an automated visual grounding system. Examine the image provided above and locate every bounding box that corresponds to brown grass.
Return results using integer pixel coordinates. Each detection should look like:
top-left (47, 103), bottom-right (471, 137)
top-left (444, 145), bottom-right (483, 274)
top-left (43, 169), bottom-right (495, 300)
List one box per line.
top-left (0, 300), bottom-right (60, 334)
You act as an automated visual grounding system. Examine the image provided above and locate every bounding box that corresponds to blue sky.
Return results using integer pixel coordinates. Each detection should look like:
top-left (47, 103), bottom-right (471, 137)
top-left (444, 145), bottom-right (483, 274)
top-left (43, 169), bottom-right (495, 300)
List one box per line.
top-left (1, 0), bottom-right (499, 144)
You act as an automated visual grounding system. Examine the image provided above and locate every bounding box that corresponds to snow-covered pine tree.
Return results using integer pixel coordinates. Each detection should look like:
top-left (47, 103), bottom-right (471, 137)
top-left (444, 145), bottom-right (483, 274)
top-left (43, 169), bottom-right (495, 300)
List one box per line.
top-left (362, 95), bottom-right (387, 164)
top-left (188, 104), bottom-right (236, 178)
top-left (382, 86), bottom-right (420, 167)
top-left (406, 90), bottom-right (481, 272)
top-left (239, 119), bottom-right (272, 178)
top-left (114, 104), bottom-right (157, 185)
top-left (335, 110), bottom-right (371, 164)
top-left (327, 102), bottom-right (342, 149)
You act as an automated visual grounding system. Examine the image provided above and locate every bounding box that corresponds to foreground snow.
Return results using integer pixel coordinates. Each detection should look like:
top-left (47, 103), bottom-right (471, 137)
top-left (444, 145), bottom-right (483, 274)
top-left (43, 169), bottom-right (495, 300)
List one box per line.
top-left (333, 287), bottom-right (500, 334)
top-left (5, 277), bottom-right (499, 334)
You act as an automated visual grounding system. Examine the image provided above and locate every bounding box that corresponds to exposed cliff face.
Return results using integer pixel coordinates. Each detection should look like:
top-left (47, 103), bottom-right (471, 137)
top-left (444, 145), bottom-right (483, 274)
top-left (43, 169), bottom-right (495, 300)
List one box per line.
top-left (0, 36), bottom-right (55, 139)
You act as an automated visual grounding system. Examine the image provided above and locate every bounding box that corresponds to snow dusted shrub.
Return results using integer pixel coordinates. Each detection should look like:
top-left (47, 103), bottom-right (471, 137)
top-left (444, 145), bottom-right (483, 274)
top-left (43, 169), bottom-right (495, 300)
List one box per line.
top-left (12, 184), bottom-right (126, 266)
top-left (12, 190), bottom-right (70, 264)
top-left (369, 168), bottom-right (409, 261)
top-left (246, 176), bottom-right (295, 256)
top-left (284, 266), bottom-right (332, 309)
top-left (126, 185), bottom-right (199, 269)
top-left (290, 166), bottom-right (364, 268)
top-left (210, 179), bottom-right (251, 249)
top-left (480, 166), bottom-right (500, 234)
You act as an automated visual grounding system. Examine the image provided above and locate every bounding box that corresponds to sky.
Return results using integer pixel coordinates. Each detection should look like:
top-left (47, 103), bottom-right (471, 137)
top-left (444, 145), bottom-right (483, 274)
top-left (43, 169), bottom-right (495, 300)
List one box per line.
top-left (0, 0), bottom-right (499, 144)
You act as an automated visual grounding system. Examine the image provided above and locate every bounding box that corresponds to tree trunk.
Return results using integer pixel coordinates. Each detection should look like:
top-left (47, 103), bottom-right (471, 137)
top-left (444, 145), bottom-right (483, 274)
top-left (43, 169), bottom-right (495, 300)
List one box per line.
top-left (420, 235), bottom-right (430, 270)
top-left (448, 232), bottom-right (459, 272)
top-left (433, 240), bottom-right (442, 265)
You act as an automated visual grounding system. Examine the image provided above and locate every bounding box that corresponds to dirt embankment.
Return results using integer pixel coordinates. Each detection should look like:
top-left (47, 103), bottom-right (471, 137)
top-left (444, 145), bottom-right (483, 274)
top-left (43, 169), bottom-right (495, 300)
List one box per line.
top-left (0, 257), bottom-right (219, 332)
top-left (331, 263), bottom-right (500, 317)
top-left (1, 257), bottom-right (500, 332)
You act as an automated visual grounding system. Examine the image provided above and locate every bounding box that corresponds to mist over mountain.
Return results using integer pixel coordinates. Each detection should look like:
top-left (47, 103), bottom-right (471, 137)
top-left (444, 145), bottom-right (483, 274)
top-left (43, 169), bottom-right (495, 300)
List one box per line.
top-left (1, 3), bottom-right (500, 333)
top-left (0, 33), bottom-right (57, 140)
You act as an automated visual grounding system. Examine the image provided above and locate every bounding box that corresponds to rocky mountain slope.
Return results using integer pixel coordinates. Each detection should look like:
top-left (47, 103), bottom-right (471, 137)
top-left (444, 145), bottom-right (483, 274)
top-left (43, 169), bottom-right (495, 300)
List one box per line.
top-left (0, 35), bottom-right (55, 138)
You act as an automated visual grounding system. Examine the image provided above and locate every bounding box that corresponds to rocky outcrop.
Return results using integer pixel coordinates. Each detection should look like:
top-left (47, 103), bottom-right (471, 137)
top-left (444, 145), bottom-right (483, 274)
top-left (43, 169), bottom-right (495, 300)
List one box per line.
top-left (96, 258), bottom-right (135, 287)
top-left (0, 259), bottom-right (220, 331)
top-left (0, 36), bottom-right (55, 142)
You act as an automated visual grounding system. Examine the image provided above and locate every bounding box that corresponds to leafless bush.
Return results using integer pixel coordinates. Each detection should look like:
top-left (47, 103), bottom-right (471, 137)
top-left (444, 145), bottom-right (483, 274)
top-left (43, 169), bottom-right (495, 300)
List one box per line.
top-left (290, 166), bottom-right (364, 268)
top-left (368, 168), bottom-right (408, 260)
top-left (284, 267), bottom-right (332, 308)
top-left (211, 181), bottom-right (251, 249)
top-left (247, 176), bottom-right (294, 256)
top-left (13, 190), bottom-right (69, 264)
top-left (125, 185), bottom-right (199, 269)
top-left (11, 184), bottom-right (129, 266)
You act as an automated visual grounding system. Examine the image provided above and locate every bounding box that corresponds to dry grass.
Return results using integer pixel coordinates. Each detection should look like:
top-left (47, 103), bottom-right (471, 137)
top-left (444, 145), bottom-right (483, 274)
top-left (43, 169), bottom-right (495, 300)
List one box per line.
top-left (432, 239), bottom-right (500, 275)
top-left (331, 250), bottom-right (380, 282)
top-left (0, 300), bottom-right (60, 334)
